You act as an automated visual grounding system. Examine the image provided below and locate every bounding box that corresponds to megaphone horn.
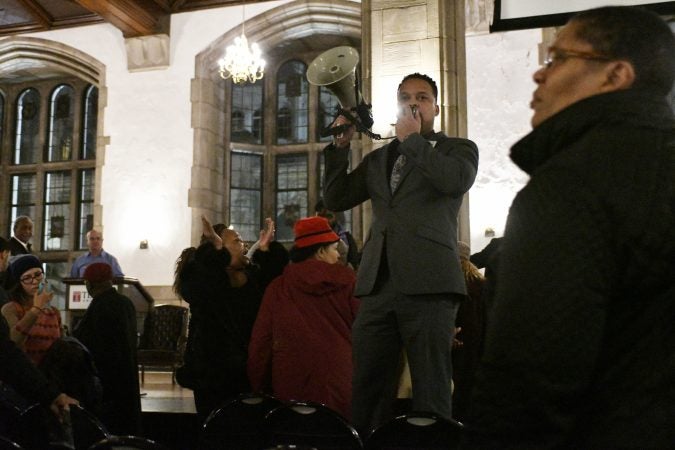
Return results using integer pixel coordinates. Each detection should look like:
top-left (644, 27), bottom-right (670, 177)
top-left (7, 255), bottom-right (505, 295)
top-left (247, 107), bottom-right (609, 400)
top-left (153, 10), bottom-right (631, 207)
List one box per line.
top-left (307, 46), bottom-right (361, 109)
top-left (307, 46), bottom-right (377, 138)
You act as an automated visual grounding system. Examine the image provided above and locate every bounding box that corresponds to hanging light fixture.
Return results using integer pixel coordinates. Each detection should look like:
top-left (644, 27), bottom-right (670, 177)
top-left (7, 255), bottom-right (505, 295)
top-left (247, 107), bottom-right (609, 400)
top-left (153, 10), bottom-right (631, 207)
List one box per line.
top-left (218, 3), bottom-right (265, 84)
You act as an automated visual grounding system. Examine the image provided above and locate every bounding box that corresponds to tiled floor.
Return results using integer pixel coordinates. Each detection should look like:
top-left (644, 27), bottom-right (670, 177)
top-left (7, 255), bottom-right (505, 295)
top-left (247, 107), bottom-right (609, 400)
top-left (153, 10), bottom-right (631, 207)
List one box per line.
top-left (139, 370), bottom-right (196, 414)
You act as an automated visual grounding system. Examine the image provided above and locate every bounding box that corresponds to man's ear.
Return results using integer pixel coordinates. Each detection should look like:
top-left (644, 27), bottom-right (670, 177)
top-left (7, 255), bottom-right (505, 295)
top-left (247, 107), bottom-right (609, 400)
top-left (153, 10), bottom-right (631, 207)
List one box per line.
top-left (434, 104), bottom-right (440, 117)
top-left (603, 60), bottom-right (636, 91)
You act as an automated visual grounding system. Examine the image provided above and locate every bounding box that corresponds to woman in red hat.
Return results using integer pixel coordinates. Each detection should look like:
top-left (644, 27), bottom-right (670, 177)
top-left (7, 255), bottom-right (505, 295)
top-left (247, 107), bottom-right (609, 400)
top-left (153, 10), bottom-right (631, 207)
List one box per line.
top-left (247, 216), bottom-right (360, 420)
top-left (1, 255), bottom-right (60, 365)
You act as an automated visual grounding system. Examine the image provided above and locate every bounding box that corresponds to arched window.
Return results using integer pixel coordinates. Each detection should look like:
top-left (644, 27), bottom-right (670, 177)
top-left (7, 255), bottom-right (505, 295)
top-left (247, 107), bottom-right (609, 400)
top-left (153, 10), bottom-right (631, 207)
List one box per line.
top-left (3, 80), bottom-right (97, 253)
top-left (225, 47), bottom-right (360, 245)
top-left (276, 61), bottom-right (308, 144)
top-left (81, 85), bottom-right (98, 160)
top-left (47, 84), bottom-right (75, 162)
top-left (14, 88), bottom-right (41, 165)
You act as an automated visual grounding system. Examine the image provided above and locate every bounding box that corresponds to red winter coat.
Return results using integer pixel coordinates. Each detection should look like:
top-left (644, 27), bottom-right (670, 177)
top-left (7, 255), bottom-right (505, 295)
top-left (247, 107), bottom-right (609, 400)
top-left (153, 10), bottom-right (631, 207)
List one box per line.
top-left (247, 258), bottom-right (359, 419)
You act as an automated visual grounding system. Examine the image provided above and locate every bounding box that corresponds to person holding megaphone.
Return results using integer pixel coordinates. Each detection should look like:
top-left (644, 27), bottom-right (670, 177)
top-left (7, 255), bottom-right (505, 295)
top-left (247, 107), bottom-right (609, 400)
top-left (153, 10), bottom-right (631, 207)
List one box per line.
top-left (322, 72), bottom-right (479, 434)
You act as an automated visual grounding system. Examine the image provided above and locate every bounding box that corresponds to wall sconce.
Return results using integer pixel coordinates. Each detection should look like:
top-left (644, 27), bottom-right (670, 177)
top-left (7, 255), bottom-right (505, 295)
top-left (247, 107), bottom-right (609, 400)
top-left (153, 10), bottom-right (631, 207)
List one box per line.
top-left (139, 240), bottom-right (149, 249)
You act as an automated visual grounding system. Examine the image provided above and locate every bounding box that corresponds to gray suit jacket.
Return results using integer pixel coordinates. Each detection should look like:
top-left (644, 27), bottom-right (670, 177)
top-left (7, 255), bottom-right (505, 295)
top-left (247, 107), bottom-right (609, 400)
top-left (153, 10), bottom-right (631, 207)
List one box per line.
top-left (324, 132), bottom-right (478, 297)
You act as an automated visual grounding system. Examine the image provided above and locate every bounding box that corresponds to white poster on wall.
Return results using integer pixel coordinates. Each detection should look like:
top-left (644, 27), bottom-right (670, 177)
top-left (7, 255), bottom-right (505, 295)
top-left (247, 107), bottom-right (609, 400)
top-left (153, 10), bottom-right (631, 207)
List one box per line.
top-left (500, 0), bottom-right (670, 19)
top-left (492, 1), bottom-right (675, 31)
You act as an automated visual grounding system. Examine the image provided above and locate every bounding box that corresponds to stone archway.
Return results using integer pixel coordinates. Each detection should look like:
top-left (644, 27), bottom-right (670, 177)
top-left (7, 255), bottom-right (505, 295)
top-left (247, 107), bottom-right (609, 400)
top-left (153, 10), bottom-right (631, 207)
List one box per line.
top-left (188, 0), bottom-right (361, 245)
top-left (0, 36), bottom-right (107, 233)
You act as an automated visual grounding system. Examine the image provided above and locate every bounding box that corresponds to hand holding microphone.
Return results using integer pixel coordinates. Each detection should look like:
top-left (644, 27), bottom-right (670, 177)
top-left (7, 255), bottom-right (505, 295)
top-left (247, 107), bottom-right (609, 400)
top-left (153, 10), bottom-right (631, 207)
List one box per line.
top-left (395, 104), bottom-right (421, 142)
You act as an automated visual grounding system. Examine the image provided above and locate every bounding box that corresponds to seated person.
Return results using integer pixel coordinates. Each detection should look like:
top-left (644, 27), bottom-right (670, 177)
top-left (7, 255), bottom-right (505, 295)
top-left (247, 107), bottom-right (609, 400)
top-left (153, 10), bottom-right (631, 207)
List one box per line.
top-left (70, 230), bottom-right (124, 278)
top-left (247, 216), bottom-right (360, 420)
top-left (0, 315), bottom-right (77, 432)
top-left (1, 255), bottom-right (60, 365)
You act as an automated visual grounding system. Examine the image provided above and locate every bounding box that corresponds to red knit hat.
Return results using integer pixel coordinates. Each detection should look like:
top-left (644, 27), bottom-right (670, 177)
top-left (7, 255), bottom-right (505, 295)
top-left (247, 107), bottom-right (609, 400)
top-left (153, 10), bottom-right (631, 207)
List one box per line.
top-left (293, 216), bottom-right (340, 249)
top-left (83, 262), bottom-right (113, 283)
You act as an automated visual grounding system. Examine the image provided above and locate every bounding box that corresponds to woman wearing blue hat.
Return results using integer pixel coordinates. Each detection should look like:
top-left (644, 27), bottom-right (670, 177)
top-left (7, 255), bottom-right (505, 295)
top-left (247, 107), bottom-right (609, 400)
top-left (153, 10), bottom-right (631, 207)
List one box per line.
top-left (1, 255), bottom-right (60, 365)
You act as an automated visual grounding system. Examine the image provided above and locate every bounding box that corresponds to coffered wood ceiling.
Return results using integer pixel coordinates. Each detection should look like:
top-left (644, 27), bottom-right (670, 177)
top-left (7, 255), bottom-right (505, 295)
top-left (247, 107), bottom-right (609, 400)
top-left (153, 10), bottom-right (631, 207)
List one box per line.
top-left (0, 0), bottom-right (274, 38)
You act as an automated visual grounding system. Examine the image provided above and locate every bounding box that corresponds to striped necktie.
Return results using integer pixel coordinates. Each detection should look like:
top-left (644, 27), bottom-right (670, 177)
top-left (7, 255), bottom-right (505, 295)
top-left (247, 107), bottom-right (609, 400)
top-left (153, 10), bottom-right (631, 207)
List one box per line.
top-left (390, 154), bottom-right (406, 193)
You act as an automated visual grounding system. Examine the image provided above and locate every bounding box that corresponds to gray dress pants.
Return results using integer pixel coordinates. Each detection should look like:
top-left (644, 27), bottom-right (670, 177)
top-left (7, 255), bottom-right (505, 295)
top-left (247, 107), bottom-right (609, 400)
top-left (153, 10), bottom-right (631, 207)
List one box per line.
top-left (351, 273), bottom-right (461, 434)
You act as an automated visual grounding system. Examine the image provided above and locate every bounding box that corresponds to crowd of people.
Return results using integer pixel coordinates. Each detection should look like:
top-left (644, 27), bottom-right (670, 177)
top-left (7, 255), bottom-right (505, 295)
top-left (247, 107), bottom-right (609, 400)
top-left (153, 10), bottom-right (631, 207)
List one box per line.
top-left (1, 5), bottom-right (674, 448)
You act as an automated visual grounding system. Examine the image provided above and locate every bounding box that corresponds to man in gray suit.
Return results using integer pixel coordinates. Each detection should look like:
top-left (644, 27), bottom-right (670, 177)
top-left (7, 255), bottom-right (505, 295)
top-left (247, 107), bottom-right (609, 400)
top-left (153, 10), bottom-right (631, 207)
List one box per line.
top-left (323, 73), bottom-right (478, 432)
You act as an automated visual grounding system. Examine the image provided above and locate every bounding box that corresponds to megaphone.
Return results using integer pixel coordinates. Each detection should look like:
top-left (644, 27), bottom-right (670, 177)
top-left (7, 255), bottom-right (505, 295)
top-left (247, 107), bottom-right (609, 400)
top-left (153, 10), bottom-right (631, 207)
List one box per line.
top-left (307, 46), bottom-right (378, 139)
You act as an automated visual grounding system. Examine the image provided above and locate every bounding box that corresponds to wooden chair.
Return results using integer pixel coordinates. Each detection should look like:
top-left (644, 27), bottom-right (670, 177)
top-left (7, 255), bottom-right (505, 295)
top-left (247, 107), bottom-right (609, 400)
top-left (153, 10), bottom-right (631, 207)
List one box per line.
top-left (137, 304), bottom-right (189, 384)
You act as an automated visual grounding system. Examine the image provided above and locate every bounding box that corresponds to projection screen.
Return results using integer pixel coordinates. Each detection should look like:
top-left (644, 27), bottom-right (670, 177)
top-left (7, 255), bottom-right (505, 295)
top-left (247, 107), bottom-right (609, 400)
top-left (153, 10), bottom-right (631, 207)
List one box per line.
top-left (491, 0), bottom-right (675, 32)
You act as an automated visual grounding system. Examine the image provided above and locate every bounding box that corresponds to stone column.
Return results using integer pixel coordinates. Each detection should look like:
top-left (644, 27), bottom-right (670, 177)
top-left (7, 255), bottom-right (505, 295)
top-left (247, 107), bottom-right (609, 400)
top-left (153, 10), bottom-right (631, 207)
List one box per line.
top-left (362, 0), bottom-right (471, 241)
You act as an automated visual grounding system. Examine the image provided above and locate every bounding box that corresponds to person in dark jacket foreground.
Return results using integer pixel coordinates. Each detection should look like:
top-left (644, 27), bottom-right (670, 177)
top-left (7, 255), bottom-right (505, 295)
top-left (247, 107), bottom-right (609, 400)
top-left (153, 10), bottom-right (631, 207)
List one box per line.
top-left (248, 216), bottom-right (359, 420)
top-left (462, 6), bottom-right (675, 449)
top-left (73, 262), bottom-right (141, 435)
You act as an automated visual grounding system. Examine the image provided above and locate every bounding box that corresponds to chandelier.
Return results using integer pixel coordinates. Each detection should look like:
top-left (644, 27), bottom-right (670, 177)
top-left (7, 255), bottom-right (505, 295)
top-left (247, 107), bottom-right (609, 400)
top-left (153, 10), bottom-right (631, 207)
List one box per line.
top-left (218, 4), bottom-right (265, 84)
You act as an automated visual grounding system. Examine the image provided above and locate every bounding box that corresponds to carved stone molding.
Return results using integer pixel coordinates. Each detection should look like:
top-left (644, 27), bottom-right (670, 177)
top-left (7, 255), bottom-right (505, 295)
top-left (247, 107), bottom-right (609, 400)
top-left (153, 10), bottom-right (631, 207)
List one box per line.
top-left (125, 34), bottom-right (170, 72)
top-left (465, 0), bottom-right (494, 35)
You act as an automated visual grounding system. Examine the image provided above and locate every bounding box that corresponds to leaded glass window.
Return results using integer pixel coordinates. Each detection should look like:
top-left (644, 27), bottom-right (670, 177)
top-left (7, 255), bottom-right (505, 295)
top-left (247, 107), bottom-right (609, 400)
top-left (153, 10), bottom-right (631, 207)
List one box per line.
top-left (231, 81), bottom-right (263, 144)
top-left (14, 88), bottom-right (41, 165)
top-left (3, 80), bottom-right (97, 254)
top-left (10, 174), bottom-right (37, 226)
top-left (81, 85), bottom-right (98, 160)
top-left (47, 84), bottom-right (75, 162)
top-left (229, 151), bottom-right (263, 242)
top-left (318, 86), bottom-right (340, 142)
top-left (77, 169), bottom-right (95, 249)
top-left (276, 61), bottom-right (308, 144)
top-left (275, 154), bottom-right (308, 241)
top-left (43, 171), bottom-right (72, 251)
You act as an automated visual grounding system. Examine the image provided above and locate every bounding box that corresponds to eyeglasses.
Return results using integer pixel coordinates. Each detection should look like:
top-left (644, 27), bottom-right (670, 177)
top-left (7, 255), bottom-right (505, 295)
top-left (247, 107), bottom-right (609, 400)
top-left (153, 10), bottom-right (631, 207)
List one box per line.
top-left (544, 47), bottom-right (612, 69)
top-left (20, 271), bottom-right (44, 284)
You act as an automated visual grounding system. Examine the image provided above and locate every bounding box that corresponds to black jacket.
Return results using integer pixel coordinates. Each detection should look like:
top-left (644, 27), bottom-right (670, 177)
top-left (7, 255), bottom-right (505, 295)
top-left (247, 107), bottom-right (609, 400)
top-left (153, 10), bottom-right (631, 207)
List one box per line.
top-left (178, 242), bottom-right (288, 394)
top-left (73, 288), bottom-right (140, 435)
top-left (464, 90), bottom-right (675, 449)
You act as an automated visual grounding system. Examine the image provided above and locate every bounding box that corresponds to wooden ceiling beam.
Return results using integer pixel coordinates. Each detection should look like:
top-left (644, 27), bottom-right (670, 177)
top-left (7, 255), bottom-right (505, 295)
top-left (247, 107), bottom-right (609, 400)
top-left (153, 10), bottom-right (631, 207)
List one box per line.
top-left (17, 0), bottom-right (52, 28)
top-left (73, 0), bottom-right (168, 37)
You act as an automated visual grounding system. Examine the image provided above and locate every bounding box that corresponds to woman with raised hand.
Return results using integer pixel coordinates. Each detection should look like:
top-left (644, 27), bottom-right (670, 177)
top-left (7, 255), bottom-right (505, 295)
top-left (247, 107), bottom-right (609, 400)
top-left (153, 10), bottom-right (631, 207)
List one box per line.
top-left (1, 255), bottom-right (60, 365)
top-left (174, 216), bottom-right (288, 421)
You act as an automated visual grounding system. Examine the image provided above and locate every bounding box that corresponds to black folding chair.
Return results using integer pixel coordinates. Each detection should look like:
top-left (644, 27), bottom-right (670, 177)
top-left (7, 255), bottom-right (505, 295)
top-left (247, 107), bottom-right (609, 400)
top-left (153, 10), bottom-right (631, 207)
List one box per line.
top-left (15, 403), bottom-right (109, 450)
top-left (87, 436), bottom-right (169, 450)
top-left (364, 411), bottom-right (463, 450)
top-left (201, 393), bottom-right (284, 450)
top-left (264, 401), bottom-right (362, 450)
top-left (0, 436), bottom-right (24, 450)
